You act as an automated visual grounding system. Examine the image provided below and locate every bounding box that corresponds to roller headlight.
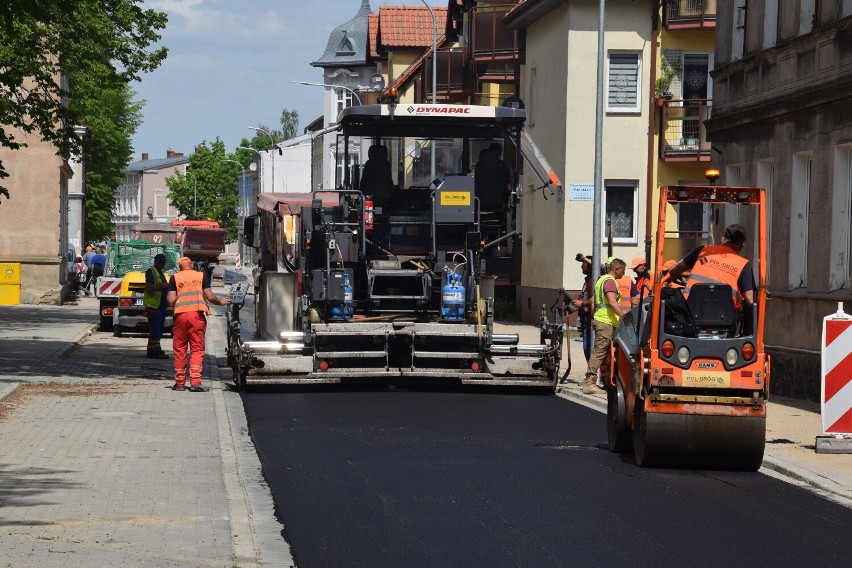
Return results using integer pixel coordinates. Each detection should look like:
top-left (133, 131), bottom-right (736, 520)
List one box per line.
top-left (726, 348), bottom-right (738, 366)
top-left (677, 346), bottom-right (690, 365)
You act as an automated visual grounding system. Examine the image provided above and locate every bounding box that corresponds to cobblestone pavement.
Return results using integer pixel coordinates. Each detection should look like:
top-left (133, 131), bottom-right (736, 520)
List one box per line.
top-left (0, 297), bottom-right (293, 567)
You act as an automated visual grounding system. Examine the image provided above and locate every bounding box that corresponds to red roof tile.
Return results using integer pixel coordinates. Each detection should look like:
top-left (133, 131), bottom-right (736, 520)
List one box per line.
top-left (378, 6), bottom-right (448, 48)
top-left (368, 13), bottom-right (379, 58)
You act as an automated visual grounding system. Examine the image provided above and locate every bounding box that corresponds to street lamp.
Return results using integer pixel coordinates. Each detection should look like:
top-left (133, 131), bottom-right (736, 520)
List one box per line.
top-left (184, 169), bottom-right (198, 216)
top-left (222, 158), bottom-right (246, 214)
top-left (246, 126), bottom-right (277, 193)
top-left (291, 80), bottom-right (363, 106)
top-left (238, 146), bottom-right (264, 195)
top-left (421, 0), bottom-right (437, 182)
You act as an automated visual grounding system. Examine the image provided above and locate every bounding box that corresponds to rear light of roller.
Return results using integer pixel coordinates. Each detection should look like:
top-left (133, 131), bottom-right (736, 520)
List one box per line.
top-left (471, 361), bottom-right (481, 372)
top-left (102, 308), bottom-right (114, 316)
top-left (661, 340), bottom-right (675, 359)
top-left (318, 361), bottom-right (329, 371)
top-left (742, 342), bottom-right (755, 362)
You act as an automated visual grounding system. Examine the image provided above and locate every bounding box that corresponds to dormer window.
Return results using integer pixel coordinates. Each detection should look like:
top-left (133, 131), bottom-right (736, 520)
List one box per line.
top-left (336, 30), bottom-right (356, 56)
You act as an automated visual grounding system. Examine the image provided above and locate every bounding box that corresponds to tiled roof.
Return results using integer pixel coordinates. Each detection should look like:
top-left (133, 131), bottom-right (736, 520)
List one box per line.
top-left (126, 156), bottom-right (190, 172)
top-left (378, 6), bottom-right (448, 48)
top-left (368, 13), bottom-right (379, 59)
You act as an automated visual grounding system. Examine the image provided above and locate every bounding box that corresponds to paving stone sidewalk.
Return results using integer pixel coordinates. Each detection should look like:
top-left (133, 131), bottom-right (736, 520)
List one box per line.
top-left (0, 299), bottom-right (293, 568)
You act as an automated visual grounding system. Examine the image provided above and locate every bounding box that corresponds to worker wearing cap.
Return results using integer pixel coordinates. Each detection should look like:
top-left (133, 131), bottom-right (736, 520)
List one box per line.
top-left (668, 223), bottom-right (756, 308)
top-left (584, 258), bottom-right (627, 394)
top-left (166, 257), bottom-right (231, 391)
top-left (630, 256), bottom-right (653, 298)
top-left (144, 253), bottom-right (170, 359)
top-left (660, 259), bottom-right (686, 289)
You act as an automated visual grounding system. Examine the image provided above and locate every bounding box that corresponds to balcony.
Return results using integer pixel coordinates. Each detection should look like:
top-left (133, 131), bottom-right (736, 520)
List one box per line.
top-left (424, 48), bottom-right (472, 103)
top-left (471, 9), bottom-right (524, 64)
top-left (660, 99), bottom-right (712, 162)
top-left (664, 0), bottom-right (716, 30)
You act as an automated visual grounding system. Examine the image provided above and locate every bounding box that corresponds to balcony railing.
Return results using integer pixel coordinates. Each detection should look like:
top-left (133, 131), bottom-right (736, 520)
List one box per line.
top-left (471, 9), bottom-right (524, 63)
top-left (660, 99), bottom-right (712, 161)
top-left (424, 48), bottom-right (471, 103)
top-left (664, 0), bottom-right (716, 29)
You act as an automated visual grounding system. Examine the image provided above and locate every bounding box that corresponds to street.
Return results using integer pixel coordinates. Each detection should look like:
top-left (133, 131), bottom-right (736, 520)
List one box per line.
top-left (228, 288), bottom-right (852, 568)
top-left (243, 388), bottom-right (852, 568)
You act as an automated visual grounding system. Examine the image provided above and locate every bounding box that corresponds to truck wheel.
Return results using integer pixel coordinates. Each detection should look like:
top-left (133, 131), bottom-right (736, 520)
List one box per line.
top-left (113, 325), bottom-right (123, 338)
top-left (607, 380), bottom-right (630, 453)
top-left (100, 315), bottom-right (113, 332)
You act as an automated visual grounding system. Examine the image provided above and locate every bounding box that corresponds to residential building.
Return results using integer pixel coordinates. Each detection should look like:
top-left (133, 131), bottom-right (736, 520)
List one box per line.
top-left (706, 1), bottom-right (852, 399)
top-left (506, 0), bottom-right (654, 322)
top-left (654, 0), bottom-right (717, 262)
top-left (114, 150), bottom-right (189, 241)
top-left (310, 0), bottom-right (380, 190)
top-left (0, 76), bottom-right (75, 304)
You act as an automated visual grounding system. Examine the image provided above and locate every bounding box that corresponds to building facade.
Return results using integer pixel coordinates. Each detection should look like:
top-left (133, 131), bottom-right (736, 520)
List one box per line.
top-left (506, 0), bottom-right (654, 322)
top-left (0, 106), bottom-right (74, 303)
top-left (707, 1), bottom-right (852, 398)
top-left (114, 151), bottom-right (189, 241)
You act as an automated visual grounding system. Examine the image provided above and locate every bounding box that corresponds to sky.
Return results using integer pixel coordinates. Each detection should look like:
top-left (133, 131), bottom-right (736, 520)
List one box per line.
top-left (133, 0), bottom-right (439, 162)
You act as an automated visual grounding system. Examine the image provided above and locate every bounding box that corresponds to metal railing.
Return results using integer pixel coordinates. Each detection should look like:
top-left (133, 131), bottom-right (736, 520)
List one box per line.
top-left (660, 99), bottom-right (712, 160)
top-left (664, 0), bottom-right (717, 28)
top-left (471, 9), bottom-right (524, 62)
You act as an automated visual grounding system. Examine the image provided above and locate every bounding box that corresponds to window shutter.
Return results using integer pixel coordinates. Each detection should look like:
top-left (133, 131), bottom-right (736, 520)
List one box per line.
top-left (608, 53), bottom-right (640, 110)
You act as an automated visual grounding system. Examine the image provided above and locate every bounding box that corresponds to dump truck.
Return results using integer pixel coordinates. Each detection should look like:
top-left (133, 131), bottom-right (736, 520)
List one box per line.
top-left (97, 220), bottom-right (226, 333)
top-left (606, 172), bottom-right (769, 470)
top-left (227, 102), bottom-right (568, 389)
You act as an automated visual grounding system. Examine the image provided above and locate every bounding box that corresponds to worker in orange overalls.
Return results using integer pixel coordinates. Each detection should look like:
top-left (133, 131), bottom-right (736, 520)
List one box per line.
top-left (166, 257), bottom-right (231, 392)
top-left (630, 256), bottom-right (654, 298)
top-left (668, 223), bottom-right (756, 308)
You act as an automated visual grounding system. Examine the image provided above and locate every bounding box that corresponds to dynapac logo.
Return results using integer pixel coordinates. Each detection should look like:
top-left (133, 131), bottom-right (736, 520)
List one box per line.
top-left (695, 362), bottom-right (718, 369)
top-left (407, 106), bottom-right (471, 114)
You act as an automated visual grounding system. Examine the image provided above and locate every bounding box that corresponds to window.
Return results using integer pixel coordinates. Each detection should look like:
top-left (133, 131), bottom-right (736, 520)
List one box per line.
top-left (336, 88), bottom-right (354, 115)
top-left (154, 189), bottom-right (175, 218)
top-left (831, 147), bottom-right (852, 290)
top-left (763, 0), bottom-right (779, 48)
top-left (603, 181), bottom-right (638, 244)
top-left (731, 1), bottom-right (747, 60)
top-left (607, 52), bottom-right (641, 112)
top-left (756, 159), bottom-right (775, 280)
top-left (790, 153), bottom-right (812, 289)
top-left (335, 151), bottom-right (360, 188)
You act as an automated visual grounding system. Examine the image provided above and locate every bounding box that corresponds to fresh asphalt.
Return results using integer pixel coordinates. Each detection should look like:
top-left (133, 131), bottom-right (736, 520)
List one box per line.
top-left (234, 294), bottom-right (852, 568)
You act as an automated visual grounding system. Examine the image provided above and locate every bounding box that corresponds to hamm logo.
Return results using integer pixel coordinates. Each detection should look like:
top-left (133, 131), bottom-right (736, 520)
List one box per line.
top-left (695, 362), bottom-right (718, 369)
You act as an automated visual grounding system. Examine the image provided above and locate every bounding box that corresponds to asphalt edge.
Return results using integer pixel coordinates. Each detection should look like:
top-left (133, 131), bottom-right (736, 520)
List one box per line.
top-left (556, 384), bottom-right (852, 509)
top-left (207, 311), bottom-right (296, 568)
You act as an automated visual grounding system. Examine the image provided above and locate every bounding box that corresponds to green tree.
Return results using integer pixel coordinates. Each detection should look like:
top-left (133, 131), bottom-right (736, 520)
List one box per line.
top-left (165, 139), bottom-right (240, 242)
top-left (242, 107), bottom-right (300, 151)
top-left (70, 72), bottom-right (143, 242)
top-left (0, 0), bottom-right (167, 202)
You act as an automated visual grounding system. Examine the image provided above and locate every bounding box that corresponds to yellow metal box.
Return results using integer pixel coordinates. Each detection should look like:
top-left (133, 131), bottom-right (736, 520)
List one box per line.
top-left (0, 262), bottom-right (21, 304)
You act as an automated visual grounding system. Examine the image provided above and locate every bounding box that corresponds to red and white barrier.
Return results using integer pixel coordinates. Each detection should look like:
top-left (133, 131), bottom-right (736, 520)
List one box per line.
top-left (821, 304), bottom-right (852, 435)
top-left (235, 253), bottom-right (242, 270)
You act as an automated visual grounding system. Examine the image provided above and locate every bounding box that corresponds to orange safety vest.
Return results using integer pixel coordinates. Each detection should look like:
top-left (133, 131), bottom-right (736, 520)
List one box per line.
top-left (173, 270), bottom-right (210, 315)
top-left (636, 273), bottom-right (654, 297)
top-left (617, 274), bottom-right (634, 312)
top-left (684, 245), bottom-right (748, 308)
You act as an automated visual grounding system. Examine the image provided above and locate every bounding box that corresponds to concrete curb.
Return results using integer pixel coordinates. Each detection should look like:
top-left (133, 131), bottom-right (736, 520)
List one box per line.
top-left (207, 310), bottom-right (295, 567)
top-left (556, 384), bottom-right (852, 508)
top-left (0, 382), bottom-right (21, 403)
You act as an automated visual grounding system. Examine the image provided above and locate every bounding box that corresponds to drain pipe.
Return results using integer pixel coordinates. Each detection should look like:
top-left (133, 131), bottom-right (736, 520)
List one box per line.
top-left (645, 6), bottom-right (660, 268)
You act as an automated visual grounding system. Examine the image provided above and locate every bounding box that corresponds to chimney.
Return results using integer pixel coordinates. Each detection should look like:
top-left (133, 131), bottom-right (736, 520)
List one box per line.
top-left (166, 147), bottom-right (184, 159)
top-left (141, 152), bottom-right (149, 160)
